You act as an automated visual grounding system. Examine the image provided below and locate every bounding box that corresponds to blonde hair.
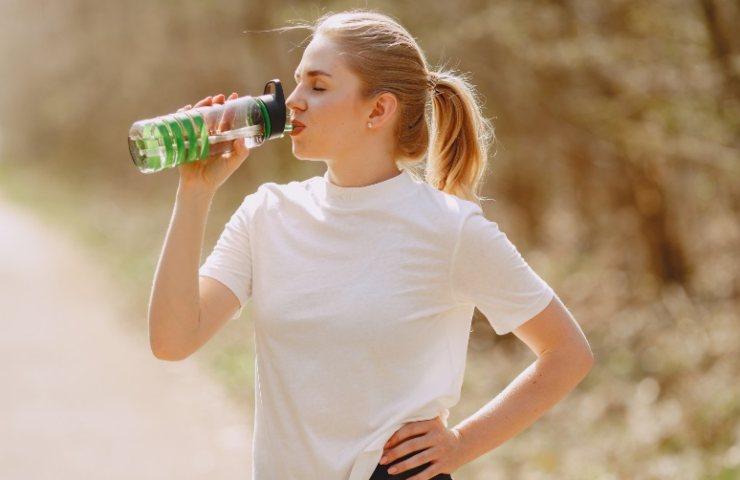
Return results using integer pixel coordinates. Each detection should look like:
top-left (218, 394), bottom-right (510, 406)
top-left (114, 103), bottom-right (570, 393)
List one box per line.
top-left (286, 10), bottom-right (495, 204)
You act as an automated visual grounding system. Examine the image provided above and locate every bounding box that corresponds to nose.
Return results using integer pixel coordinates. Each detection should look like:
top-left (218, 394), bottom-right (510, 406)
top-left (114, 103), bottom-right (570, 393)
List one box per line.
top-left (286, 86), bottom-right (306, 114)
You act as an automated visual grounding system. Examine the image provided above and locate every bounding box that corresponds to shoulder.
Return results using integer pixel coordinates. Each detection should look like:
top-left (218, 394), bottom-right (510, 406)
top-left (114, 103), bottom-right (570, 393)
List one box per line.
top-left (409, 175), bottom-right (485, 225)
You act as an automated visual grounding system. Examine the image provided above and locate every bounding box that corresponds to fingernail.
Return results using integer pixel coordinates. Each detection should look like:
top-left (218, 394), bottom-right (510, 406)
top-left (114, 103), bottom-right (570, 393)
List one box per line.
top-left (388, 467), bottom-right (397, 474)
top-left (380, 456), bottom-right (387, 464)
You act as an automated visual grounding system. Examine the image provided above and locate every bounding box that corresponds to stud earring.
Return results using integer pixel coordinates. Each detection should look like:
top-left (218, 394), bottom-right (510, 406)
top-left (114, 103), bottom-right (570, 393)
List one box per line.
top-left (367, 122), bottom-right (372, 128)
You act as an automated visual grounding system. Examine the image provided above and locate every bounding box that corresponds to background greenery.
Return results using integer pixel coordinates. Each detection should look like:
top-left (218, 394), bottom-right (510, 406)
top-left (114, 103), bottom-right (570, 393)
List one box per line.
top-left (1, 0), bottom-right (738, 478)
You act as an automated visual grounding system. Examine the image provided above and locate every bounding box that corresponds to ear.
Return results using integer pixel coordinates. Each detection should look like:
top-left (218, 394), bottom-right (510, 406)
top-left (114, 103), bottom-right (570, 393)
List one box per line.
top-left (367, 92), bottom-right (398, 129)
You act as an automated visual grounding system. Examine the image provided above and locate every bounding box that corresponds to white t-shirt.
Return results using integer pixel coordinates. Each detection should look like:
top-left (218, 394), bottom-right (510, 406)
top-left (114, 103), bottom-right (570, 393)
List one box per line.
top-left (199, 168), bottom-right (554, 480)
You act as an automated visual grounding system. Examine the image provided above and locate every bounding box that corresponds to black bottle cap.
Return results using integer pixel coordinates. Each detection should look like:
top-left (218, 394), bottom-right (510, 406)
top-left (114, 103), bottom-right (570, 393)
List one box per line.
top-left (257, 79), bottom-right (286, 140)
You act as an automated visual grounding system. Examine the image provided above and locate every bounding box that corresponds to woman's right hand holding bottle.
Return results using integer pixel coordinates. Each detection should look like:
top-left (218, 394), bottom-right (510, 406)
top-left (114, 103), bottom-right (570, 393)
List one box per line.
top-left (176, 92), bottom-right (250, 194)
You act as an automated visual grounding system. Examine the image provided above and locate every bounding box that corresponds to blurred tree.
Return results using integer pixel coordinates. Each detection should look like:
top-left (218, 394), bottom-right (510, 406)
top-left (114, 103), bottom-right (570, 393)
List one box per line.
top-left (2, 2), bottom-right (739, 477)
top-left (699, 0), bottom-right (740, 102)
top-left (0, 0), bottom-right (737, 295)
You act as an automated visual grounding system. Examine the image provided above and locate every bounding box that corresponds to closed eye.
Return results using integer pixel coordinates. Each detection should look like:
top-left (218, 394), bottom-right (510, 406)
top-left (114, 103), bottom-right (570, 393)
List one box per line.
top-left (292, 79), bottom-right (325, 92)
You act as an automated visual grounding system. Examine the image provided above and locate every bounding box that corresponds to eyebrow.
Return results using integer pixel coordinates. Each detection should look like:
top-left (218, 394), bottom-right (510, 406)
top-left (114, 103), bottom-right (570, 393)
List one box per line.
top-left (293, 69), bottom-right (333, 81)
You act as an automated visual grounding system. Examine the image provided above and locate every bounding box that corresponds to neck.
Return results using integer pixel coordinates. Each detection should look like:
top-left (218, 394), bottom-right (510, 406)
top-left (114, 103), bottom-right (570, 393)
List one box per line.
top-left (325, 161), bottom-right (401, 188)
top-left (324, 121), bottom-right (401, 187)
top-left (324, 134), bottom-right (401, 188)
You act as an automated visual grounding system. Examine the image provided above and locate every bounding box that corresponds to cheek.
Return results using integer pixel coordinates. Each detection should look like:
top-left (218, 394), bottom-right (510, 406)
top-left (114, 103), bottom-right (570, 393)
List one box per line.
top-left (333, 113), bottom-right (365, 142)
top-left (304, 95), bottom-right (365, 153)
top-left (321, 95), bottom-right (362, 131)
top-left (326, 122), bottom-right (363, 153)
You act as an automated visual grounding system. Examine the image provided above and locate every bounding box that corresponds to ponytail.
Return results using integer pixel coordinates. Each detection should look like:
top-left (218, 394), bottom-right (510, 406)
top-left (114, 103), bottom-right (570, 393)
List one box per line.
top-left (425, 70), bottom-right (494, 204)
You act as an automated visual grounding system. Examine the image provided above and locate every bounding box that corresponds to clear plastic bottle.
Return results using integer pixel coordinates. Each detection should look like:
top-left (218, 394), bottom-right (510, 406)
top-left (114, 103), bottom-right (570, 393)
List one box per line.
top-left (128, 79), bottom-right (292, 173)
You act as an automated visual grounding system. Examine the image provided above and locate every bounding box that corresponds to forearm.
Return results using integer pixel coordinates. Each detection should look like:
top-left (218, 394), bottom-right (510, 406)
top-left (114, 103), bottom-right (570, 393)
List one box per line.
top-left (452, 350), bottom-right (592, 465)
top-left (148, 183), bottom-right (215, 359)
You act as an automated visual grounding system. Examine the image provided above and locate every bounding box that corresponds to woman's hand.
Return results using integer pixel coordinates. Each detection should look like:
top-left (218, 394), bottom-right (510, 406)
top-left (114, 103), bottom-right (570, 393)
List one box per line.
top-left (176, 92), bottom-right (250, 193)
top-left (380, 416), bottom-right (467, 480)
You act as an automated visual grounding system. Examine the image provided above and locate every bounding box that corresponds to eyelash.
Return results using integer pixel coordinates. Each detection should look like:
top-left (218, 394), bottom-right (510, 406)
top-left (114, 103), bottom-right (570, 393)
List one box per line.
top-left (293, 80), bottom-right (326, 92)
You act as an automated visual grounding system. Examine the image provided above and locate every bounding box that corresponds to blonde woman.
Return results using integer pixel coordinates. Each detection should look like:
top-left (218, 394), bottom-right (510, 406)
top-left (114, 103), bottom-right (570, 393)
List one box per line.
top-left (148, 9), bottom-right (593, 480)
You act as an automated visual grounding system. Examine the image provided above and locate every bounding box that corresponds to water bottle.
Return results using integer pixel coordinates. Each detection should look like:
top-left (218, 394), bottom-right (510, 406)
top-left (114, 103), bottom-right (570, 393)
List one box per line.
top-left (128, 79), bottom-right (292, 173)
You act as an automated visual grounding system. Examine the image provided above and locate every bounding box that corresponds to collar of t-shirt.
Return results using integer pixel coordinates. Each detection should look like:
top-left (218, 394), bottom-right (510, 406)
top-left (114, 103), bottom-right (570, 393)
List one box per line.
top-left (320, 169), bottom-right (415, 208)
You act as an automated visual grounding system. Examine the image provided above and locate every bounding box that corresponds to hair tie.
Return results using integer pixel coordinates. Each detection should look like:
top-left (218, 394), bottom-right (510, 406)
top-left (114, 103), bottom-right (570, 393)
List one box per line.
top-left (427, 71), bottom-right (441, 96)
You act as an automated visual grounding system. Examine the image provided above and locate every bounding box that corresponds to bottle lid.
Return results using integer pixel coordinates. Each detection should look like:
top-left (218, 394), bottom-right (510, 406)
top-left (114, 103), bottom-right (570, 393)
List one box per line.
top-left (257, 79), bottom-right (287, 140)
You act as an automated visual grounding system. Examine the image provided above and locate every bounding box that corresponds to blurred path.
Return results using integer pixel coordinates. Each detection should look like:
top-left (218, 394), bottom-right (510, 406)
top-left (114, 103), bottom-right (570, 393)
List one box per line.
top-left (0, 198), bottom-right (252, 480)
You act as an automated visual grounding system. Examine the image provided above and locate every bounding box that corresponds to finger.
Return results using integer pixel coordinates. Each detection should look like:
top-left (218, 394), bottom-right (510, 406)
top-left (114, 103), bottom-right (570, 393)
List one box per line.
top-left (195, 95), bottom-right (221, 133)
top-left (212, 140), bottom-right (248, 178)
top-left (385, 419), bottom-right (435, 449)
top-left (219, 92), bottom-right (239, 132)
top-left (206, 94), bottom-right (226, 134)
top-left (207, 141), bottom-right (230, 159)
top-left (386, 448), bottom-right (434, 477)
top-left (382, 436), bottom-right (431, 465)
top-left (231, 138), bottom-right (250, 161)
top-left (194, 96), bottom-right (213, 108)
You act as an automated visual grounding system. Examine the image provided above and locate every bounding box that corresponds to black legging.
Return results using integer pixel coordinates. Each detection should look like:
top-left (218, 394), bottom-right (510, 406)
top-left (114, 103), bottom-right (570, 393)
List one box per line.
top-left (368, 450), bottom-right (453, 480)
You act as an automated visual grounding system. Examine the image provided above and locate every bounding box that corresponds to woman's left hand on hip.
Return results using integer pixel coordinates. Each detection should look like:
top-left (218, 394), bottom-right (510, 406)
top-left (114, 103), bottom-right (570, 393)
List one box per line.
top-left (379, 415), bottom-right (465, 480)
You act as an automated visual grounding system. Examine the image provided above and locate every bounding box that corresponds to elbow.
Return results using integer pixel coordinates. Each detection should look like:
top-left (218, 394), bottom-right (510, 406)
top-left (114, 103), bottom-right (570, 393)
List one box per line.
top-left (150, 344), bottom-right (190, 361)
top-left (582, 348), bottom-right (595, 376)
top-left (545, 341), bottom-right (594, 380)
top-left (149, 319), bottom-right (195, 362)
top-left (573, 342), bottom-right (595, 379)
top-left (148, 310), bottom-right (197, 362)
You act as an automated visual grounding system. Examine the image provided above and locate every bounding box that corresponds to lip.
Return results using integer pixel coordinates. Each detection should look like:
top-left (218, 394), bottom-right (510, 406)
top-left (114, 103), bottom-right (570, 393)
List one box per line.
top-left (290, 120), bottom-right (305, 136)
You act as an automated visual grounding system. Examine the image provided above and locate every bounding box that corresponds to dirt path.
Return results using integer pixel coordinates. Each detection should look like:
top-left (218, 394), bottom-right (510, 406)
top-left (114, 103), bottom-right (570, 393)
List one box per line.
top-left (0, 198), bottom-right (252, 479)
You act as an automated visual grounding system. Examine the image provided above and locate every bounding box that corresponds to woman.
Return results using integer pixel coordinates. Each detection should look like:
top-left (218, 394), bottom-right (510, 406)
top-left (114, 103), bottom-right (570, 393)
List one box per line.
top-left (148, 9), bottom-right (594, 480)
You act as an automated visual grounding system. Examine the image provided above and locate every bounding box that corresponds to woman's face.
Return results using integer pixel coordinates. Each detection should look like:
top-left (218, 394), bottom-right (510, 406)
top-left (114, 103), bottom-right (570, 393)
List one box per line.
top-left (286, 35), bottom-right (372, 162)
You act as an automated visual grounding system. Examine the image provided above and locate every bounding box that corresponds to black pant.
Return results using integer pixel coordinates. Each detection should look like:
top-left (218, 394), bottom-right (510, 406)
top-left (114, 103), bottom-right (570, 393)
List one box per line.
top-left (368, 450), bottom-right (453, 480)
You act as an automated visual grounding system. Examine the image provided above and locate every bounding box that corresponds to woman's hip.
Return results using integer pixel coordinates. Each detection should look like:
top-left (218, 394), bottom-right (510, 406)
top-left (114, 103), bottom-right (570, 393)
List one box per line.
top-left (368, 449), bottom-right (453, 480)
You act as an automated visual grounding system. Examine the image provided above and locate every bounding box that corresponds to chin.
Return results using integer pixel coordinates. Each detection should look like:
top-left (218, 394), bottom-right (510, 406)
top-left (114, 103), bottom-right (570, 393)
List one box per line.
top-left (291, 149), bottom-right (312, 161)
top-left (291, 146), bottom-right (329, 163)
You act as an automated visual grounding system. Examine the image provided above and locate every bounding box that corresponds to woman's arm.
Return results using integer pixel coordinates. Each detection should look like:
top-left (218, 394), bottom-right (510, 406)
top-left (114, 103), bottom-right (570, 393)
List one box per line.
top-left (148, 93), bottom-right (249, 361)
top-left (149, 182), bottom-right (244, 361)
top-left (380, 295), bottom-right (593, 479)
top-left (450, 294), bottom-right (593, 465)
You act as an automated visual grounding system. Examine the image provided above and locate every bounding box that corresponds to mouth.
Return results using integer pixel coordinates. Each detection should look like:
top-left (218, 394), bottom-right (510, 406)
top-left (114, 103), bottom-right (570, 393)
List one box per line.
top-left (290, 120), bottom-right (305, 137)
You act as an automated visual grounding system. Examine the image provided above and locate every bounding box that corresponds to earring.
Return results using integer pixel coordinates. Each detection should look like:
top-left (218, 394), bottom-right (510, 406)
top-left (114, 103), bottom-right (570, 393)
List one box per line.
top-left (367, 122), bottom-right (372, 128)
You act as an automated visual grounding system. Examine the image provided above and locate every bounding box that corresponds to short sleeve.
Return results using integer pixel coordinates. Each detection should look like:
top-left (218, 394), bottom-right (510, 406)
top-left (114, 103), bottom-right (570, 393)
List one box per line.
top-left (199, 194), bottom-right (256, 320)
top-left (451, 206), bottom-right (554, 335)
